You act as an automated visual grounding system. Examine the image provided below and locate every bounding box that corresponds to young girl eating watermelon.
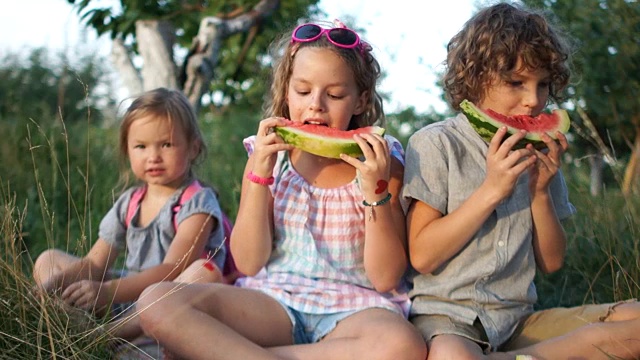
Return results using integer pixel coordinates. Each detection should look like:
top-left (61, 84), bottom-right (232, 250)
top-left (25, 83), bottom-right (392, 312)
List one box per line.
top-left (403, 3), bottom-right (640, 359)
top-left (136, 19), bottom-right (426, 360)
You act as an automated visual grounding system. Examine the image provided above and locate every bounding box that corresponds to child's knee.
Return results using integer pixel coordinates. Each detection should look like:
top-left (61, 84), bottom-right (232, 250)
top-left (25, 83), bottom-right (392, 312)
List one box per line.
top-left (33, 249), bottom-right (74, 282)
top-left (366, 320), bottom-right (427, 360)
top-left (176, 259), bottom-right (222, 284)
top-left (389, 325), bottom-right (428, 360)
top-left (427, 335), bottom-right (484, 360)
top-left (137, 282), bottom-right (175, 310)
top-left (606, 301), bottom-right (640, 322)
top-left (137, 282), bottom-right (177, 331)
top-left (34, 249), bottom-right (62, 269)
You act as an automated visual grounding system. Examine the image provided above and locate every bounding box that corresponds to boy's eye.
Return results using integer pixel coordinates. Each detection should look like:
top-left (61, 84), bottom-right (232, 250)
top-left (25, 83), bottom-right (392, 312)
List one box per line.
top-left (328, 93), bottom-right (345, 100)
top-left (162, 142), bottom-right (172, 148)
top-left (508, 80), bottom-right (523, 87)
top-left (133, 144), bottom-right (145, 149)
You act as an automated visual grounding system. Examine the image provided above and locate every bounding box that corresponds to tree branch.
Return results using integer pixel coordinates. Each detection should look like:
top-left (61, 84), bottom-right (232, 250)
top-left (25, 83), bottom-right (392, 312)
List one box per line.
top-left (182, 0), bottom-right (280, 113)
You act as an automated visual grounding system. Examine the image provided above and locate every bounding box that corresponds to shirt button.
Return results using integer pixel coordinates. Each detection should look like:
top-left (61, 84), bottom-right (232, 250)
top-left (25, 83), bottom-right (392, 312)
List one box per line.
top-left (498, 241), bottom-right (505, 247)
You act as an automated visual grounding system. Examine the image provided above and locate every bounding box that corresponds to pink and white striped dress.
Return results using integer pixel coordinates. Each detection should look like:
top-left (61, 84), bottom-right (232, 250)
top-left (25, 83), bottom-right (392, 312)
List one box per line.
top-left (236, 135), bottom-right (410, 316)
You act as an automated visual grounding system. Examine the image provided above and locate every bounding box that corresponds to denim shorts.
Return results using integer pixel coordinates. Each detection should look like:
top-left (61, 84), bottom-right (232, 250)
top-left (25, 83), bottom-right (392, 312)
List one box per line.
top-left (278, 304), bottom-right (359, 344)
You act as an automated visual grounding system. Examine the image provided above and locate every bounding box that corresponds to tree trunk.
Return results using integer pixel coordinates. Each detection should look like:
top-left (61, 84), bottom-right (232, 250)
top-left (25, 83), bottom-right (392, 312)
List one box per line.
top-left (111, 38), bottom-right (143, 96)
top-left (621, 129), bottom-right (640, 195)
top-left (136, 20), bottom-right (178, 91)
top-left (108, 0), bottom-right (280, 114)
top-left (589, 153), bottom-right (604, 196)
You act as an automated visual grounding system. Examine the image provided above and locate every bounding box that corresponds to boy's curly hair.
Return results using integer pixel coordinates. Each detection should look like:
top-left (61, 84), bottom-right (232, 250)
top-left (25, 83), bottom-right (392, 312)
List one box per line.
top-left (443, 2), bottom-right (574, 111)
top-left (264, 20), bottom-right (385, 129)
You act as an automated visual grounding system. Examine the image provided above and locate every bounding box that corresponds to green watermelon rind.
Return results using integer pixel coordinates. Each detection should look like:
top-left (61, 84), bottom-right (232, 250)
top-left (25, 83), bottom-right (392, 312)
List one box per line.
top-left (460, 99), bottom-right (570, 148)
top-left (274, 125), bottom-right (385, 159)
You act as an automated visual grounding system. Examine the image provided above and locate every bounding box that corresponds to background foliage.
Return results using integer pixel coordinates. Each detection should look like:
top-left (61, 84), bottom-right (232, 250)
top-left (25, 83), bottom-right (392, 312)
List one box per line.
top-left (1, 0), bottom-right (639, 357)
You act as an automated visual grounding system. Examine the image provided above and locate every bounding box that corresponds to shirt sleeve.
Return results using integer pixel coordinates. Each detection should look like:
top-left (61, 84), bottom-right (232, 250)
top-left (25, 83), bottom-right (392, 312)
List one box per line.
top-left (243, 135), bottom-right (257, 157)
top-left (402, 127), bottom-right (450, 215)
top-left (175, 187), bottom-right (227, 271)
top-left (98, 188), bottom-right (136, 251)
top-left (383, 135), bottom-right (409, 213)
top-left (385, 134), bottom-right (405, 166)
top-left (550, 170), bottom-right (577, 220)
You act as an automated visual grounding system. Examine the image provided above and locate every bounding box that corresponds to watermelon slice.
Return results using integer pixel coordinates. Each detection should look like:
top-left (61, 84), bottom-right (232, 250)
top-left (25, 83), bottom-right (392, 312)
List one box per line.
top-left (460, 99), bottom-right (570, 149)
top-left (274, 123), bottom-right (385, 159)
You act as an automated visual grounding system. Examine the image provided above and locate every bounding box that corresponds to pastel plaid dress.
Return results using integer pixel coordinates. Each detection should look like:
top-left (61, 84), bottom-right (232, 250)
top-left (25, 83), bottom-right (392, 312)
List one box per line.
top-left (237, 135), bottom-right (409, 316)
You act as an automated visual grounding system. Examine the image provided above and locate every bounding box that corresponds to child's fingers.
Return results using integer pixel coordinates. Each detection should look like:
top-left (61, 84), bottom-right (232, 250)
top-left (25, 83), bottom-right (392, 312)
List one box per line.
top-left (532, 148), bottom-right (559, 173)
top-left (499, 130), bottom-right (529, 155)
top-left (256, 117), bottom-right (289, 138)
top-left (496, 144), bottom-right (535, 173)
top-left (556, 131), bottom-right (569, 152)
top-left (61, 282), bottom-right (82, 305)
top-left (510, 152), bottom-right (538, 174)
top-left (488, 126), bottom-right (509, 154)
top-left (360, 134), bottom-right (390, 161)
top-left (352, 134), bottom-right (375, 159)
top-left (339, 153), bottom-right (361, 168)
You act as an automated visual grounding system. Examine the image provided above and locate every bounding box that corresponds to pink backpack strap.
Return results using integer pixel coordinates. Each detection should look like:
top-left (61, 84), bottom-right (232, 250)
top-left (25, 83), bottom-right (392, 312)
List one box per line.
top-left (125, 186), bottom-right (147, 227)
top-left (173, 180), bottom-right (204, 229)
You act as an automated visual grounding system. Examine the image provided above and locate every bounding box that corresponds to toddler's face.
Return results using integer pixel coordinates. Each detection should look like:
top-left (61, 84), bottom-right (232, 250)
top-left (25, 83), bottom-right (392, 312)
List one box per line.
top-left (286, 47), bottom-right (365, 131)
top-left (479, 59), bottom-right (550, 117)
top-left (127, 116), bottom-right (195, 188)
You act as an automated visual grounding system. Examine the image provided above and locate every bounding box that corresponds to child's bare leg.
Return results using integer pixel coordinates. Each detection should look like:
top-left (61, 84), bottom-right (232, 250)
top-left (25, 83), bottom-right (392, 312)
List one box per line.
top-left (33, 249), bottom-right (80, 287)
top-left (138, 282), bottom-right (293, 360)
top-left (507, 303), bottom-right (640, 360)
top-left (270, 307), bottom-right (427, 360)
top-left (105, 308), bottom-right (141, 342)
top-left (427, 334), bottom-right (486, 360)
top-left (109, 260), bottom-right (223, 341)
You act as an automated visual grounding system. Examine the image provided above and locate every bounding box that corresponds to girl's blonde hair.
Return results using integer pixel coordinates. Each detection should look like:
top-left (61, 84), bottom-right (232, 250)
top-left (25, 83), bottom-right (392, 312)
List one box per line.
top-left (264, 21), bottom-right (385, 129)
top-left (443, 2), bottom-right (573, 111)
top-left (117, 87), bottom-right (206, 188)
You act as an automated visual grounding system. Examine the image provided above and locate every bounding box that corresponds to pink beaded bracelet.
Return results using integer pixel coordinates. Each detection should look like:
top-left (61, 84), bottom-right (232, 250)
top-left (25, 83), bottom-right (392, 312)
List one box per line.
top-left (246, 171), bottom-right (274, 186)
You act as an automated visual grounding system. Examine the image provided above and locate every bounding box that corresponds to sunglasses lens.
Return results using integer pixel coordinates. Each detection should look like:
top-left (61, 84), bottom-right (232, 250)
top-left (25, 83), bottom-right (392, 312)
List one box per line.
top-left (328, 28), bottom-right (358, 46)
top-left (294, 24), bottom-right (322, 40)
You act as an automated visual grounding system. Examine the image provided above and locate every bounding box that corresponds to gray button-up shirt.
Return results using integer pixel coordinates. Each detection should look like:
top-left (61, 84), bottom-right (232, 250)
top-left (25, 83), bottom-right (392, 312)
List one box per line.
top-left (402, 114), bottom-right (576, 348)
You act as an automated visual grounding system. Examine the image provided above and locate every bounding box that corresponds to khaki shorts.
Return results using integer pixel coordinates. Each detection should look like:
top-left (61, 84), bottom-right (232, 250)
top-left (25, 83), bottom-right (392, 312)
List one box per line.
top-left (411, 300), bottom-right (633, 352)
top-left (501, 300), bottom-right (633, 351)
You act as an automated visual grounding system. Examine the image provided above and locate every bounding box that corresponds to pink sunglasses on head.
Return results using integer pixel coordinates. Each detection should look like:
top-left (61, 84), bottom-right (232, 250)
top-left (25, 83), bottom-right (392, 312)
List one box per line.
top-left (291, 23), bottom-right (361, 50)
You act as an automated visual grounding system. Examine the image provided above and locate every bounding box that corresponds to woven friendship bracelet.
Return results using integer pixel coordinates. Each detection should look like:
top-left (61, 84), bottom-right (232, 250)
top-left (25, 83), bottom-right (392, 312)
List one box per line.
top-left (362, 193), bottom-right (392, 221)
top-left (246, 171), bottom-right (274, 186)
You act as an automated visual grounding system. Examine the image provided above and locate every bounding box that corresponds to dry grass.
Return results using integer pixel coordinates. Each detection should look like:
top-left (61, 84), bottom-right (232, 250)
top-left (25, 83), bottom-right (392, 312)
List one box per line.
top-left (0, 186), bottom-right (115, 359)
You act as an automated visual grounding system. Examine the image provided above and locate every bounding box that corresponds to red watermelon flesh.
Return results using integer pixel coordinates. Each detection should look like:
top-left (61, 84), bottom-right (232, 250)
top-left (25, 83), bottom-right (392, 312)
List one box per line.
top-left (460, 99), bottom-right (570, 148)
top-left (484, 109), bottom-right (564, 133)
